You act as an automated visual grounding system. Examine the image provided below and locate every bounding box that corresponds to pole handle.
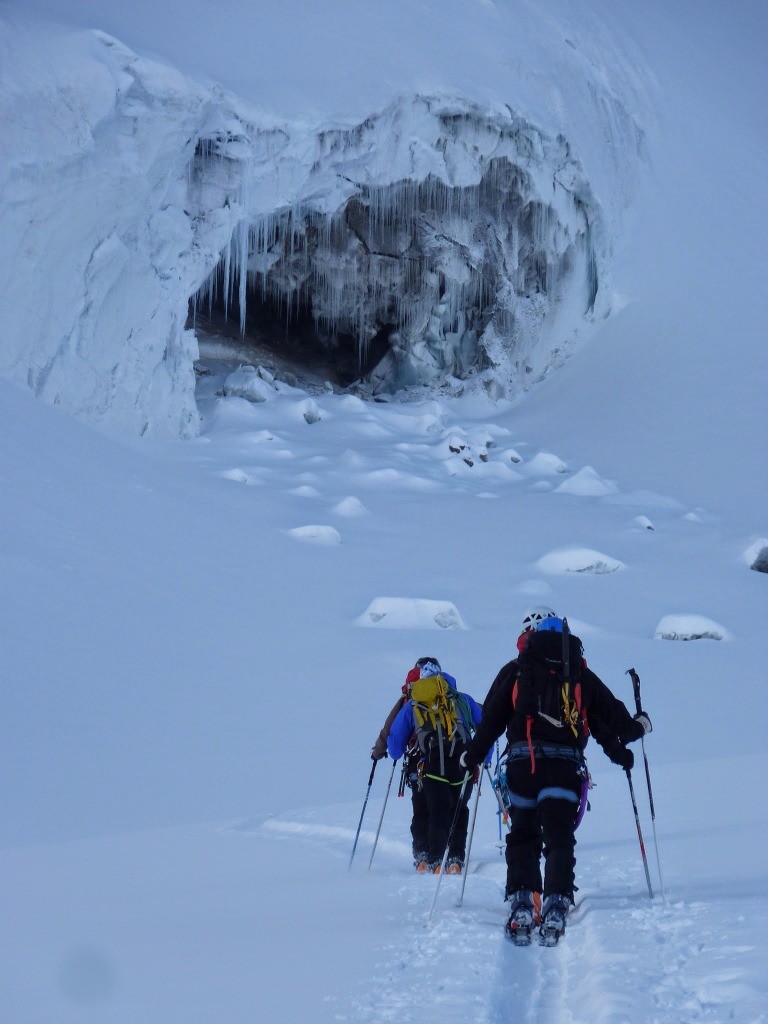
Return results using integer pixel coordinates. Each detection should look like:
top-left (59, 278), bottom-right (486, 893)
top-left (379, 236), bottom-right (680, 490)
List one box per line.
top-left (626, 667), bottom-right (643, 715)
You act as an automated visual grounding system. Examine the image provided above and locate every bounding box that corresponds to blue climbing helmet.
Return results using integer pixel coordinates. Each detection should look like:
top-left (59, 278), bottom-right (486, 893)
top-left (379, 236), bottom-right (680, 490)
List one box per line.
top-left (536, 615), bottom-right (566, 633)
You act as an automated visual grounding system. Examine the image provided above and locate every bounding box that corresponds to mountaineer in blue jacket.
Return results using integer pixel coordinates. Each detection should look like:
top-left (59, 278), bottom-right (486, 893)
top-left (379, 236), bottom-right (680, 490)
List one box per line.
top-left (387, 658), bottom-right (486, 874)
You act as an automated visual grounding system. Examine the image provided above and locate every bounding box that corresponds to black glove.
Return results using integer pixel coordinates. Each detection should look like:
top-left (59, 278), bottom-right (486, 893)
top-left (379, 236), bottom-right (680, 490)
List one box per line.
top-left (633, 712), bottom-right (652, 735)
top-left (612, 745), bottom-right (634, 771)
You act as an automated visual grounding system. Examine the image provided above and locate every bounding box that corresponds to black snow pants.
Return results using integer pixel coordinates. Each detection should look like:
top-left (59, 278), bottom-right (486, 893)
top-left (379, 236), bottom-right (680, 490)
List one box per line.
top-left (422, 774), bottom-right (472, 865)
top-left (410, 785), bottom-right (429, 858)
top-left (504, 746), bottom-right (582, 899)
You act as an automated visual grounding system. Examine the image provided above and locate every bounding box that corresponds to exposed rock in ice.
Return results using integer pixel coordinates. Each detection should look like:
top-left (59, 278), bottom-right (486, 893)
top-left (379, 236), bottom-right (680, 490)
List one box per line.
top-left (355, 597), bottom-right (466, 630)
top-left (536, 546), bottom-right (625, 574)
top-left (654, 615), bottom-right (732, 641)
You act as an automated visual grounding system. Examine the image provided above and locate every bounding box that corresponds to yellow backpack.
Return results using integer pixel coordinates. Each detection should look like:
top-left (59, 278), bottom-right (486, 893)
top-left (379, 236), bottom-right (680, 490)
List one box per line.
top-left (409, 674), bottom-right (469, 777)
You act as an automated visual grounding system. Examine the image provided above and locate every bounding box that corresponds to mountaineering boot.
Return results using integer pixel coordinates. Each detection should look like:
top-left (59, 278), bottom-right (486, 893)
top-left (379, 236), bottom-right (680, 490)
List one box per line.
top-left (413, 851), bottom-right (429, 872)
top-left (538, 893), bottom-right (572, 946)
top-left (415, 859), bottom-right (431, 874)
top-left (505, 888), bottom-right (535, 946)
top-left (532, 891), bottom-right (542, 925)
top-left (431, 862), bottom-right (442, 874)
top-left (445, 857), bottom-right (463, 875)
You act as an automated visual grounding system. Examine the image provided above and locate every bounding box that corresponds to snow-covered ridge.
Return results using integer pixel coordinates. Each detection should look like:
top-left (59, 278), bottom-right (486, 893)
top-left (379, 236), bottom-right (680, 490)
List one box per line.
top-left (0, 13), bottom-right (648, 436)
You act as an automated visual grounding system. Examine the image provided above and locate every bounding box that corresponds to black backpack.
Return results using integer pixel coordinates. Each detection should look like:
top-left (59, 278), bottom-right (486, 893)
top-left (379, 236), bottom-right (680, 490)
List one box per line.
top-left (513, 621), bottom-right (589, 748)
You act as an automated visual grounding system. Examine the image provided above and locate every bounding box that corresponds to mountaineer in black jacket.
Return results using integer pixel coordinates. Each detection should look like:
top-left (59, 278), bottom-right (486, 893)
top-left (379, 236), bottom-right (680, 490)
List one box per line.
top-left (461, 616), bottom-right (651, 944)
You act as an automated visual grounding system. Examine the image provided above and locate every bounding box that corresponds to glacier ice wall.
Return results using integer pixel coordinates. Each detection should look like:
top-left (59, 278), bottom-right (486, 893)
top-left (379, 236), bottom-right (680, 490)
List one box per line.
top-left (190, 97), bottom-right (606, 395)
top-left (0, 15), bottom-right (647, 435)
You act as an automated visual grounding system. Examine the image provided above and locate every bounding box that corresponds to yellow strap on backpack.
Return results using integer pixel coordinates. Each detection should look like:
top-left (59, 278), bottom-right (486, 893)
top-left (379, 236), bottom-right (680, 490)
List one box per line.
top-left (561, 681), bottom-right (580, 738)
top-left (410, 674), bottom-right (456, 740)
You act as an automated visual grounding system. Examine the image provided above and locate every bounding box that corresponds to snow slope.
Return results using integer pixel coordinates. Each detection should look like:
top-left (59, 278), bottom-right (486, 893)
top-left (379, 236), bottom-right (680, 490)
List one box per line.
top-left (1, 0), bottom-right (767, 1022)
top-left (1, 359), bottom-right (766, 1021)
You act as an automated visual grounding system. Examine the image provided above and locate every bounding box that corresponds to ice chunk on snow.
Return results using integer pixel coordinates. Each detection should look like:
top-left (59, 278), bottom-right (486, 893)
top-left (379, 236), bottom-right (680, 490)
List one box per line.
top-left (536, 547), bottom-right (625, 574)
top-left (654, 615), bottom-right (732, 641)
top-left (742, 538), bottom-right (768, 572)
top-left (355, 598), bottom-right (466, 630)
top-left (286, 525), bottom-right (341, 545)
top-left (220, 468), bottom-right (260, 485)
top-left (332, 496), bottom-right (368, 517)
top-left (555, 466), bottom-right (618, 496)
top-left (222, 367), bottom-right (273, 403)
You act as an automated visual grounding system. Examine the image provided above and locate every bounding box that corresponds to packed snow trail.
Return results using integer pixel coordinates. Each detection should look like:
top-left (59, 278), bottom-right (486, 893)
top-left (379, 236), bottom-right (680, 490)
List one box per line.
top-left (255, 755), bottom-right (767, 1024)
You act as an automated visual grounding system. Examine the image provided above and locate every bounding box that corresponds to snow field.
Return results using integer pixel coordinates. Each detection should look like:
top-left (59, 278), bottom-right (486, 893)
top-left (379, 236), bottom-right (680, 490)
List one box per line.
top-left (1, 0), bottom-right (766, 1021)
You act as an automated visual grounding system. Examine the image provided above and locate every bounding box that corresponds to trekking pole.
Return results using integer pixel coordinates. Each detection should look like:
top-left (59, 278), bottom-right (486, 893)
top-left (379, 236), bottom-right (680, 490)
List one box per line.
top-left (627, 668), bottom-right (666, 901)
top-left (625, 767), bottom-right (654, 899)
top-left (457, 769), bottom-right (483, 908)
top-left (348, 760), bottom-right (377, 871)
top-left (426, 771), bottom-right (470, 926)
top-left (368, 758), bottom-right (398, 871)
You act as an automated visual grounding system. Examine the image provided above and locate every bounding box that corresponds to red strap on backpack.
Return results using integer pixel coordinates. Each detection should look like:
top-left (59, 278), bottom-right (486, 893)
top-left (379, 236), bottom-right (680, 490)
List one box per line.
top-left (512, 678), bottom-right (536, 773)
top-left (574, 681), bottom-right (589, 737)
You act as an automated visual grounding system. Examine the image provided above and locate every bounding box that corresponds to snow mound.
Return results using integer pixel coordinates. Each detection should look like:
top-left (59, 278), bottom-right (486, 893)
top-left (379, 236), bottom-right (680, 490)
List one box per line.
top-left (286, 525), bottom-right (341, 546)
top-left (525, 452), bottom-right (568, 475)
top-left (634, 515), bottom-right (655, 530)
top-left (332, 497), bottom-right (368, 517)
top-left (220, 468), bottom-right (259, 485)
top-left (355, 598), bottom-right (466, 630)
top-left (536, 547), bottom-right (625, 575)
top-left (222, 366), bottom-right (273, 403)
top-left (555, 465), bottom-right (619, 496)
top-left (289, 485), bottom-right (321, 498)
top-left (654, 615), bottom-right (732, 642)
top-left (743, 538), bottom-right (768, 573)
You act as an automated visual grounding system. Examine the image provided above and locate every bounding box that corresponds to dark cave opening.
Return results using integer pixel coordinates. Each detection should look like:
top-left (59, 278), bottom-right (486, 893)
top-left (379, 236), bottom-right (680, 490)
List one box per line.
top-left (188, 276), bottom-right (393, 389)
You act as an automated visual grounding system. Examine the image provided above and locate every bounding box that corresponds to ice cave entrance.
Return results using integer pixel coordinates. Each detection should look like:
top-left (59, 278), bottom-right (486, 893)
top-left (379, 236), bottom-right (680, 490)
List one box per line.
top-left (188, 157), bottom-right (597, 394)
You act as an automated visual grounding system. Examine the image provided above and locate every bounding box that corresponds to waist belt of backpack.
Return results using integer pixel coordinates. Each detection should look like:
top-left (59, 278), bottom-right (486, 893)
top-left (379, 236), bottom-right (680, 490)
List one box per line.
top-left (507, 740), bottom-right (584, 764)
